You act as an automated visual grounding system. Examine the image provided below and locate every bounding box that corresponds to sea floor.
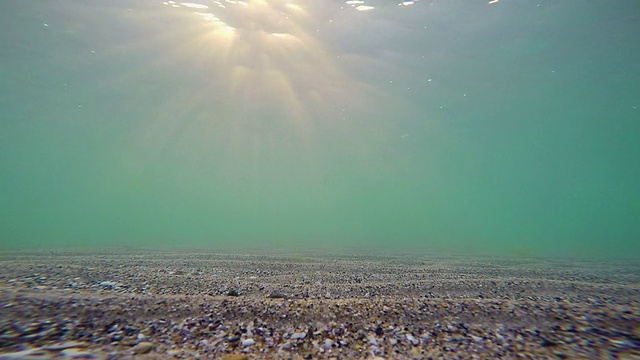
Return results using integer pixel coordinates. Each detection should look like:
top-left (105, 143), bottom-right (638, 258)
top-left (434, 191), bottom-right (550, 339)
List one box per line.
top-left (0, 250), bottom-right (638, 359)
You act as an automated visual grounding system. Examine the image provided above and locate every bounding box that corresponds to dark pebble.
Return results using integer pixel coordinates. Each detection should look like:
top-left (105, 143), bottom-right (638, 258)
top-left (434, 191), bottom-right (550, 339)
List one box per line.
top-left (228, 336), bottom-right (241, 343)
top-left (540, 338), bottom-right (557, 347)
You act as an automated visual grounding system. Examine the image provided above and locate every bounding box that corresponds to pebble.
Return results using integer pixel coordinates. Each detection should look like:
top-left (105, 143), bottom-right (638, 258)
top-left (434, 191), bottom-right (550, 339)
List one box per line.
top-left (471, 335), bottom-right (484, 343)
top-left (44, 342), bottom-right (88, 351)
top-left (98, 281), bottom-right (116, 289)
top-left (406, 333), bottom-right (420, 346)
top-left (241, 339), bottom-right (255, 346)
top-left (132, 342), bottom-right (154, 354)
top-left (291, 332), bottom-right (307, 340)
top-left (60, 348), bottom-right (96, 359)
top-left (324, 339), bottom-right (334, 349)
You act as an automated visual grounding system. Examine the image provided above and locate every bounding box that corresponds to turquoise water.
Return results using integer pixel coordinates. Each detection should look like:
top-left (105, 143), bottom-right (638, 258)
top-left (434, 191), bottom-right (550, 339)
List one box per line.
top-left (1, 0), bottom-right (639, 258)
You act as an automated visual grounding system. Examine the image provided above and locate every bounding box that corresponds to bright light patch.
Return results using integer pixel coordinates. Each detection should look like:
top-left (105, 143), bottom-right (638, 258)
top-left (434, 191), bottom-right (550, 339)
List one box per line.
top-left (181, 2), bottom-right (208, 9)
top-left (285, 3), bottom-right (304, 13)
top-left (194, 12), bottom-right (220, 22)
top-left (148, 0), bottom-right (376, 160)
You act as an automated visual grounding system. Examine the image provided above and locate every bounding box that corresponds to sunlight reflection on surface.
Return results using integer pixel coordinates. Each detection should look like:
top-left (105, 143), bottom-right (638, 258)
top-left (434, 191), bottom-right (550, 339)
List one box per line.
top-left (156, 0), bottom-right (424, 132)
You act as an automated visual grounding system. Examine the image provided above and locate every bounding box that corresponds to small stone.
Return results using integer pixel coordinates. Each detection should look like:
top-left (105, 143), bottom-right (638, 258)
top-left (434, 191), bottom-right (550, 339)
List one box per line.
top-left (406, 333), bottom-right (420, 346)
top-left (60, 348), bottom-right (96, 359)
top-left (99, 281), bottom-right (116, 289)
top-left (470, 335), bottom-right (483, 343)
top-left (375, 326), bottom-right (384, 336)
top-left (324, 339), bottom-right (334, 349)
top-left (540, 338), bottom-right (557, 347)
top-left (553, 350), bottom-right (569, 359)
top-left (241, 339), bottom-right (255, 346)
top-left (44, 341), bottom-right (88, 351)
top-left (133, 342), bottom-right (154, 354)
top-left (291, 332), bottom-right (307, 340)
top-left (609, 339), bottom-right (634, 349)
top-left (167, 350), bottom-right (181, 357)
top-left (227, 289), bottom-right (240, 296)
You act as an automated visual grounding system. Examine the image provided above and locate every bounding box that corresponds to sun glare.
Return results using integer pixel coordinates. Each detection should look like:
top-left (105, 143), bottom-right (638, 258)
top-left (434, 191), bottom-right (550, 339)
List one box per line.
top-left (98, 0), bottom-right (403, 167)
top-left (68, 0), bottom-right (427, 186)
top-left (158, 0), bottom-right (362, 132)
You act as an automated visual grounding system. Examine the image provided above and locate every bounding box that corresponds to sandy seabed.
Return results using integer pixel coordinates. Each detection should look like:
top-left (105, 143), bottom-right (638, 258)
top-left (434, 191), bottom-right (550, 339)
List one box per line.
top-left (0, 249), bottom-right (638, 359)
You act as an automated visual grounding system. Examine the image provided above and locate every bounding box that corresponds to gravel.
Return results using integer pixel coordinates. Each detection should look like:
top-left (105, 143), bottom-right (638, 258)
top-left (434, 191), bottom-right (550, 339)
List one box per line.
top-left (0, 249), bottom-right (638, 359)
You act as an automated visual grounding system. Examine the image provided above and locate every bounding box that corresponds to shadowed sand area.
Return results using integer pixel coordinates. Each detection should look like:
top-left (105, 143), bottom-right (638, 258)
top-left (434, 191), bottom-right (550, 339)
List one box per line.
top-left (1, 250), bottom-right (639, 359)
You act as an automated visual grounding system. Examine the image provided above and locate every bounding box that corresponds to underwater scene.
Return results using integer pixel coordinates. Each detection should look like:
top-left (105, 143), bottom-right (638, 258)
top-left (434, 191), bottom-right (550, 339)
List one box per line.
top-left (1, 0), bottom-right (639, 358)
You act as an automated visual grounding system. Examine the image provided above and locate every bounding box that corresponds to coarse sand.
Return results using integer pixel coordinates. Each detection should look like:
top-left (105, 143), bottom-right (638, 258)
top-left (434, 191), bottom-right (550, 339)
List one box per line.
top-left (1, 250), bottom-right (638, 359)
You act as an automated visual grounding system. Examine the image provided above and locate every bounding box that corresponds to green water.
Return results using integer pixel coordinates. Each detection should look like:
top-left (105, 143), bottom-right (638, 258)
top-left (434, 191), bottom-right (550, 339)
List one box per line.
top-left (1, 0), bottom-right (639, 258)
